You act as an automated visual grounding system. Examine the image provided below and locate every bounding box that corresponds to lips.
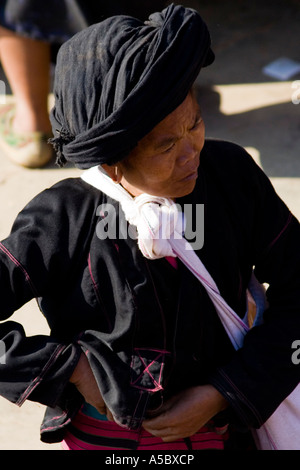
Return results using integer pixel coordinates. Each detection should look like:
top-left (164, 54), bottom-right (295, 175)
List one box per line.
top-left (180, 168), bottom-right (199, 181)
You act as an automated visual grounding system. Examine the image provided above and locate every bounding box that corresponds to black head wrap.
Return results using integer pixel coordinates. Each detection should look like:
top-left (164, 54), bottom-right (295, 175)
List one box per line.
top-left (49, 3), bottom-right (214, 169)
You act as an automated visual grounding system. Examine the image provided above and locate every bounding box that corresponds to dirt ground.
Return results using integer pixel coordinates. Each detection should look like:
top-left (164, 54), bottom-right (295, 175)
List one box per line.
top-left (0, 0), bottom-right (299, 450)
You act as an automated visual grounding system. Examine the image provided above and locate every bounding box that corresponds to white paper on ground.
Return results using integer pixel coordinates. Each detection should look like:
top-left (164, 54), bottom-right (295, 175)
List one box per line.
top-left (262, 57), bottom-right (300, 80)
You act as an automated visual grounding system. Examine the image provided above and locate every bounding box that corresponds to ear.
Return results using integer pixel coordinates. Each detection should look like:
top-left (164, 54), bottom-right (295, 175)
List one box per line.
top-left (101, 164), bottom-right (123, 183)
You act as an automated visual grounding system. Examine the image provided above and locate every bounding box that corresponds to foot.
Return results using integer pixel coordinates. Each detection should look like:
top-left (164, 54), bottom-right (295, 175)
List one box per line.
top-left (0, 104), bottom-right (53, 168)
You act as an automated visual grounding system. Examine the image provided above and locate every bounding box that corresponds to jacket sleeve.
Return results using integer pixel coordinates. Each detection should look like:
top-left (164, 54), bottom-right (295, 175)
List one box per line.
top-left (209, 147), bottom-right (300, 429)
top-left (0, 178), bottom-right (95, 408)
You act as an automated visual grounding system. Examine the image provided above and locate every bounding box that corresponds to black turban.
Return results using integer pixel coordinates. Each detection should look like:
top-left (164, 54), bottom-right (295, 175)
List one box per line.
top-left (49, 3), bottom-right (214, 169)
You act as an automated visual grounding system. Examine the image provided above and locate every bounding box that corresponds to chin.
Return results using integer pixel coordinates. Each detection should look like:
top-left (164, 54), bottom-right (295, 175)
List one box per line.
top-left (143, 180), bottom-right (197, 199)
top-left (171, 180), bottom-right (197, 199)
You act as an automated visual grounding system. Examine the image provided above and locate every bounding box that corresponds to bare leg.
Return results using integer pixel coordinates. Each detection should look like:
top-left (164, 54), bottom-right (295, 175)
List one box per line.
top-left (0, 26), bottom-right (51, 134)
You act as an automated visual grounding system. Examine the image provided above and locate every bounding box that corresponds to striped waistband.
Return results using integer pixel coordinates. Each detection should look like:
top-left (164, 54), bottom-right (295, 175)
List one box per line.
top-left (62, 408), bottom-right (229, 451)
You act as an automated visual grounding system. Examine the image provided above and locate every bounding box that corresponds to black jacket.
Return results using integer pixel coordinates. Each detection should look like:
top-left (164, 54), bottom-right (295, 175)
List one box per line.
top-left (0, 140), bottom-right (299, 443)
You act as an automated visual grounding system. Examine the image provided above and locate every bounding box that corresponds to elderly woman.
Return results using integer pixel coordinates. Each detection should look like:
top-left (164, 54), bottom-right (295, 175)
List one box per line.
top-left (0, 5), bottom-right (299, 451)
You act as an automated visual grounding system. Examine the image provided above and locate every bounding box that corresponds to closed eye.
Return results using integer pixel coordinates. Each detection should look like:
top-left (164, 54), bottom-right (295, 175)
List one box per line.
top-left (162, 142), bottom-right (176, 153)
top-left (190, 116), bottom-right (202, 131)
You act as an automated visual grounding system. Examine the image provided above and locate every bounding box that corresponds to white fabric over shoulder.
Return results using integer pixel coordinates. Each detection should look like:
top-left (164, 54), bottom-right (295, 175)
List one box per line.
top-left (81, 164), bottom-right (300, 450)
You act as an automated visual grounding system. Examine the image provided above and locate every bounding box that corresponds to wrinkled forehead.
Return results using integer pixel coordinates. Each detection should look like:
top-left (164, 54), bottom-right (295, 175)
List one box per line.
top-left (128, 91), bottom-right (200, 156)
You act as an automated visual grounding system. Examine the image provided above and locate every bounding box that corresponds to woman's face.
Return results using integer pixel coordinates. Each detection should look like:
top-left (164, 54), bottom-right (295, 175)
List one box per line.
top-left (104, 92), bottom-right (205, 198)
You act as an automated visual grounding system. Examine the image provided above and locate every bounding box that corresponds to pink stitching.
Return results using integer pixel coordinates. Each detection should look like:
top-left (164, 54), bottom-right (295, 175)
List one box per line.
top-left (135, 354), bottom-right (162, 389)
top-left (88, 252), bottom-right (98, 294)
top-left (131, 350), bottom-right (167, 391)
top-left (144, 262), bottom-right (168, 349)
top-left (43, 411), bottom-right (68, 423)
top-left (88, 252), bottom-right (98, 293)
top-left (219, 369), bottom-right (263, 424)
top-left (16, 345), bottom-right (65, 406)
top-left (133, 347), bottom-right (170, 354)
top-left (267, 213), bottom-right (292, 252)
top-left (41, 417), bottom-right (72, 433)
top-left (87, 252), bottom-right (112, 330)
top-left (0, 242), bottom-right (38, 297)
top-left (131, 391), bottom-right (144, 423)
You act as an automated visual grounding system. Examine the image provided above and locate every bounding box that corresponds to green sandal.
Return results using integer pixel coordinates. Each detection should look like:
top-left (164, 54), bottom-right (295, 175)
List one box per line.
top-left (0, 104), bottom-right (53, 168)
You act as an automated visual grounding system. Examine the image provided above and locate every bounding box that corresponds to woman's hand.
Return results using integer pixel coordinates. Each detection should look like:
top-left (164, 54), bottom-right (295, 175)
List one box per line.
top-left (69, 353), bottom-right (114, 420)
top-left (142, 385), bottom-right (228, 442)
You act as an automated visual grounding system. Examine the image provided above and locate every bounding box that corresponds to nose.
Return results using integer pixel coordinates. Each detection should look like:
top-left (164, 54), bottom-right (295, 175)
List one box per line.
top-left (176, 135), bottom-right (199, 166)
